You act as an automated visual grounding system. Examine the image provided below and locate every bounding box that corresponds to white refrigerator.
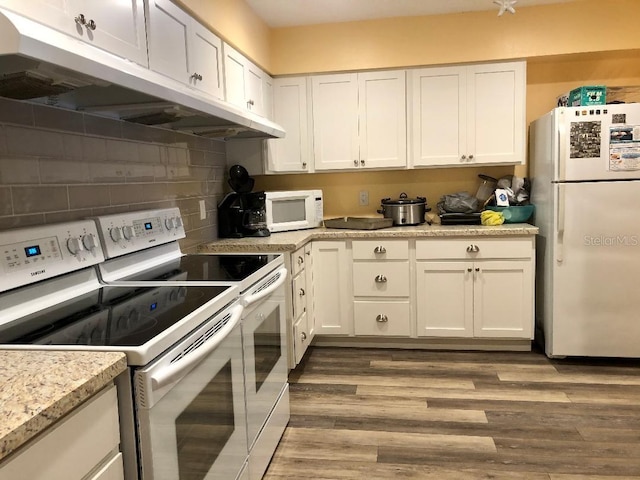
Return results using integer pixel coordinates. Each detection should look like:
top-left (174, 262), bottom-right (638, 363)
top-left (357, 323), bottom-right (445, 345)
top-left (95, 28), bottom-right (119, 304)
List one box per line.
top-left (530, 103), bottom-right (640, 358)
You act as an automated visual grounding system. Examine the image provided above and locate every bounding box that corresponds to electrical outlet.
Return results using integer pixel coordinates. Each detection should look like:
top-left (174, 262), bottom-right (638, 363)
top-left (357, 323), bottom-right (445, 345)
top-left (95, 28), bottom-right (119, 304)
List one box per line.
top-left (199, 199), bottom-right (206, 220)
top-left (359, 190), bottom-right (369, 206)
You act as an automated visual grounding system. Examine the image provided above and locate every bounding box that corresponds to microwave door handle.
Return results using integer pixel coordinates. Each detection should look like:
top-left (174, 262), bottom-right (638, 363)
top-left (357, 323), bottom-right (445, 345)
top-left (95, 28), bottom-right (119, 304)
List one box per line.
top-left (149, 304), bottom-right (243, 390)
top-left (242, 267), bottom-right (287, 307)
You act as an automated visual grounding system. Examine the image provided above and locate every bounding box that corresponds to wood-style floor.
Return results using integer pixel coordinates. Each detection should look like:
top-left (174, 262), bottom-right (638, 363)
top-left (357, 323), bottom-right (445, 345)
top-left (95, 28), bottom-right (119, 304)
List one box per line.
top-left (264, 346), bottom-right (640, 480)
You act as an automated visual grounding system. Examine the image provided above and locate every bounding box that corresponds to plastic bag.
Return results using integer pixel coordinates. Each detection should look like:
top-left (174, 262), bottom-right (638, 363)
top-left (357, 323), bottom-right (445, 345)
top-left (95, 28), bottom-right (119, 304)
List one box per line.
top-left (437, 192), bottom-right (480, 214)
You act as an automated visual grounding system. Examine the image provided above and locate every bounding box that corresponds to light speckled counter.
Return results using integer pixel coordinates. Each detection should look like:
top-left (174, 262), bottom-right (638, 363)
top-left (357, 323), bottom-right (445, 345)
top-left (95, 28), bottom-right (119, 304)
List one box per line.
top-left (198, 223), bottom-right (539, 253)
top-left (0, 350), bottom-right (127, 462)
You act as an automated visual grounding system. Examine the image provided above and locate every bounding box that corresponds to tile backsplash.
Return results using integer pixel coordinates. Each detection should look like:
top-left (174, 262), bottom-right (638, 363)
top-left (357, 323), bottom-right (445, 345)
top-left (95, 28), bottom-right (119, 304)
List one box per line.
top-left (0, 97), bottom-right (227, 253)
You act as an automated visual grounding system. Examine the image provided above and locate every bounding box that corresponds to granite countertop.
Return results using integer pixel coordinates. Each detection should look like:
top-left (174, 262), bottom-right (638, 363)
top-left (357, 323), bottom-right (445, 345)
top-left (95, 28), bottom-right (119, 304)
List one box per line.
top-left (0, 350), bottom-right (127, 462)
top-left (199, 223), bottom-right (539, 253)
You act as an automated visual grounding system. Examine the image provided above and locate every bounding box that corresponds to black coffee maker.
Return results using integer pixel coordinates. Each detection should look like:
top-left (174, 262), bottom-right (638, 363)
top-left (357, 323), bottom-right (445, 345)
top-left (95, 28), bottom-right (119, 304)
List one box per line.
top-left (218, 165), bottom-right (270, 238)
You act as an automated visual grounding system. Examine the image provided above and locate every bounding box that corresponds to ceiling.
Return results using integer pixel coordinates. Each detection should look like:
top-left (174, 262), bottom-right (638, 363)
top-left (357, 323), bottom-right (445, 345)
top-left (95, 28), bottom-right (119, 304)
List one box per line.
top-left (245, 0), bottom-right (579, 27)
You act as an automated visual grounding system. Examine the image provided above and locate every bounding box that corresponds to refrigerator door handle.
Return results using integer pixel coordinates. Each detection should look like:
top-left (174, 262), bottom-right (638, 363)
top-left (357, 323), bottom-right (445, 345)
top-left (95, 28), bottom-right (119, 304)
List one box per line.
top-left (556, 183), bottom-right (565, 263)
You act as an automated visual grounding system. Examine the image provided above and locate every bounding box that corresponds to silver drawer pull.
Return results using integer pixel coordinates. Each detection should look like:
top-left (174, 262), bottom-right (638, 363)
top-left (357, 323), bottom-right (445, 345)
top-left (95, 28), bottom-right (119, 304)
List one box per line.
top-left (376, 314), bottom-right (388, 323)
top-left (299, 288), bottom-right (305, 296)
top-left (467, 244), bottom-right (480, 253)
top-left (375, 274), bottom-right (387, 283)
top-left (373, 246), bottom-right (387, 254)
top-left (301, 331), bottom-right (307, 341)
top-left (297, 256), bottom-right (304, 265)
top-left (473, 244), bottom-right (479, 252)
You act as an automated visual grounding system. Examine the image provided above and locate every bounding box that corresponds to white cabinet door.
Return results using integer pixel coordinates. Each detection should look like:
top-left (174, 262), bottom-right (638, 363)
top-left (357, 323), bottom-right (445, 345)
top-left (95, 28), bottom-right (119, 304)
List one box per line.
top-left (410, 61), bottom-right (525, 167)
top-left (147, 0), bottom-right (223, 99)
top-left (467, 62), bottom-right (526, 165)
top-left (473, 260), bottom-right (533, 338)
top-left (0, 0), bottom-right (147, 65)
top-left (358, 70), bottom-right (407, 169)
top-left (312, 241), bottom-right (351, 335)
top-left (267, 77), bottom-right (311, 173)
top-left (410, 66), bottom-right (466, 167)
top-left (416, 261), bottom-right (474, 337)
top-left (246, 61), bottom-right (265, 116)
top-left (189, 21), bottom-right (223, 99)
top-left (312, 73), bottom-right (359, 171)
top-left (223, 43), bottom-right (271, 117)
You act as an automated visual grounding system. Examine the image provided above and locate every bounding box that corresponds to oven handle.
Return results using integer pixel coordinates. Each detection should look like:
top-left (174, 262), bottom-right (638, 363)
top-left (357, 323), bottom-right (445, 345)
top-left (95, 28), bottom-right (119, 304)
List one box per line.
top-left (150, 304), bottom-right (244, 390)
top-left (242, 267), bottom-right (288, 307)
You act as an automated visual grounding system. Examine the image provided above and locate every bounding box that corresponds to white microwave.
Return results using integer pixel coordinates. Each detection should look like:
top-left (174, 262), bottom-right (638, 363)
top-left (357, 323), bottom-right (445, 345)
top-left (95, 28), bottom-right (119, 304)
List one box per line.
top-left (265, 190), bottom-right (323, 233)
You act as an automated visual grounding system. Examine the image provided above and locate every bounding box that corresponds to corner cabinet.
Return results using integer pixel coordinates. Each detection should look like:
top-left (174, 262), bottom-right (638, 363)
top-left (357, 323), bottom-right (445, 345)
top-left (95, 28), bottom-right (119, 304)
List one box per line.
top-left (0, 0), bottom-right (148, 66)
top-left (146, 0), bottom-right (223, 99)
top-left (312, 70), bottom-right (407, 171)
top-left (409, 61), bottom-right (526, 167)
top-left (415, 238), bottom-right (534, 339)
top-left (223, 43), bottom-right (273, 118)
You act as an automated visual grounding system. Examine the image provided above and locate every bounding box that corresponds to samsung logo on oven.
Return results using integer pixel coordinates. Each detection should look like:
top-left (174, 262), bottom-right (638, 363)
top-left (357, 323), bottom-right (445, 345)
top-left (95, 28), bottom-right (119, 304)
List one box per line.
top-left (30, 269), bottom-right (46, 277)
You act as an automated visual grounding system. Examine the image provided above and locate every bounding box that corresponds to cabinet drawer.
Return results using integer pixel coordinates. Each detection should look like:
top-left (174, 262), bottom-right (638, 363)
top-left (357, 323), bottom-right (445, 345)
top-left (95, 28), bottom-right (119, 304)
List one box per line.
top-left (291, 246), bottom-right (307, 277)
top-left (292, 272), bottom-right (307, 319)
top-left (354, 301), bottom-right (410, 336)
top-left (352, 240), bottom-right (408, 260)
top-left (416, 238), bottom-right (532, 260)
top-left (293, 312), bottom-right (310, 365)
top-left (353, 262), bottom-right (409, 297)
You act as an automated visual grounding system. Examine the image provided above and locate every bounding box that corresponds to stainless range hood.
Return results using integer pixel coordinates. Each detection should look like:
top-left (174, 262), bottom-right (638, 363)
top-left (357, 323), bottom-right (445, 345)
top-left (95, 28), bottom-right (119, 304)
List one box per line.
top-left (0, 8), bottom-right (285, 139)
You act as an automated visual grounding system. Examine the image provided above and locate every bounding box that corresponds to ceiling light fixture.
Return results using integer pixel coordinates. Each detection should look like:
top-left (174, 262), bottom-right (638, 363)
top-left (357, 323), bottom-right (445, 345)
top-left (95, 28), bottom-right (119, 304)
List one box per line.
top-left (494, 0), bottom-right (517, 16)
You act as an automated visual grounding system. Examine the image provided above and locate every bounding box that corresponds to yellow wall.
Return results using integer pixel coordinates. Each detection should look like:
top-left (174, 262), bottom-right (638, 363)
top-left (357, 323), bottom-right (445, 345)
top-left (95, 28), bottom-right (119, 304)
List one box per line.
top-left (183, 0), bottom-right (640, 218)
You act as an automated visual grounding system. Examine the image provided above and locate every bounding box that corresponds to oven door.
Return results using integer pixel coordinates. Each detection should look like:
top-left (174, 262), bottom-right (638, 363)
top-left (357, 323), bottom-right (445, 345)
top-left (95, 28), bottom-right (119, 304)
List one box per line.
top-left (242, 270), bottom-right (289, 448)
top-left (134, 303), bottom-right (247, 480)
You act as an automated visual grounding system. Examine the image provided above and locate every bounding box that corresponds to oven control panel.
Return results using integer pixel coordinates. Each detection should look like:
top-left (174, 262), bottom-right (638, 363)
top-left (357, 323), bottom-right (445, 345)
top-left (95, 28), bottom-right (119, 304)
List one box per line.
top-left (92, 207), bottom-right (186, 259)
top-left (0, 220), bottom-right (105, 293)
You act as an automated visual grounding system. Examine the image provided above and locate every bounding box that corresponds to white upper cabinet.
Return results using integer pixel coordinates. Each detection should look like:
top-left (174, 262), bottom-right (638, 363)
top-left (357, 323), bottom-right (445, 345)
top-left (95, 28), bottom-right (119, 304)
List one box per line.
top-left (223, 43), bottom-right (272, 118)
top-left (312, 70), bottom-right (406, 171)
top-left (410, 61), bottom-right (525, 167)
top-left (146, 0), bottom-right (223, 99)
top-left (0, 0), bottom-right (148, 66)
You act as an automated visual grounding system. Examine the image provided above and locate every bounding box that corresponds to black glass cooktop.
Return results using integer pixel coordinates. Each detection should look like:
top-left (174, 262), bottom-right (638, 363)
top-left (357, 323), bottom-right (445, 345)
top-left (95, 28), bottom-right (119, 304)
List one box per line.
top-left (123, 254), bottom-right (280, 283)
top-left (0, 284), bottom-right (233, 347)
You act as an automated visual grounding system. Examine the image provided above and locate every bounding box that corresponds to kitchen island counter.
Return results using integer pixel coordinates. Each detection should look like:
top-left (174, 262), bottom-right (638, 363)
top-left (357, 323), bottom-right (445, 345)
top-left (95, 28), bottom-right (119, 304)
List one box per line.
top-left (199, 223), bottom-right (539, 253)
top-left (0, 350), bottom-right (127, 461)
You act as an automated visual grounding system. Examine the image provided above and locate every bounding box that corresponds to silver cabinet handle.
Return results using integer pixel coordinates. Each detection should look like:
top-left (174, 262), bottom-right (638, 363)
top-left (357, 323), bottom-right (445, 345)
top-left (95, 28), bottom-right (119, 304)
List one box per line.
top-left (373, 246), bottom-right (386, 254)
top-left (86, 19), bottom-right (96, 30)
top-left (475, 267), bottom-right (480, 272)
top-left (75, 13), bottom-right (86, 25)
top-left (302, 162), bottom-right (307, 168)
top-left (301, 331), bottom-right (307, 341)
top-left (473, 245), bottom-right (479, 252)
top-left (466, 245), bottom-right (473, 252)
top-left (467, 267), bottom-right (472, 272)
top-left (353, 160), bottom-right (358, 166)
top-left (461, 155), bottom-right (467, 161)
top-left (360, 159), bottom-right (365, 166)
top-left (299, 288), bottom-right (305, 297)
top-left (376, 314), bottom-right (388, 323)
top-left (375, 274), bottom-right (387, 283)
top-left (191, 73), bottom-right (203, 81)
top-left (469, 154), bottom-right (474, 160)
top-left (297, 255), bottom-right (304, 265)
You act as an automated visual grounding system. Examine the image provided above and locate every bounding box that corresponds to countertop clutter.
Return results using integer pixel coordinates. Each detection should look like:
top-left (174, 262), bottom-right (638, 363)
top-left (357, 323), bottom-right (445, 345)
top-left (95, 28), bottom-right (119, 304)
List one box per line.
top-left (0, 351), bottom-right (127, 462)
top-left (199, 223), bottom-right (538, 252)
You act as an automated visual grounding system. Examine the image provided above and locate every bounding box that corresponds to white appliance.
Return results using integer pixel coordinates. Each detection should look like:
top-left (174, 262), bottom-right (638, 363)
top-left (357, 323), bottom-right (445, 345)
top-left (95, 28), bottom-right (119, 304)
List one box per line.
top-left (530, 103), bottom-right (640, 358)
top-left (265, 190), bottom-right (323, 233)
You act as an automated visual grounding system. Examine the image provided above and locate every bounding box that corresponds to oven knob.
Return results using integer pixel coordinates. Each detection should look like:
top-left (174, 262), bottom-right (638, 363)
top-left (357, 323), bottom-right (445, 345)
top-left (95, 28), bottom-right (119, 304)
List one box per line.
top-left (165, 218), bottom-right (176, 230)
top-left (66, 237), bottom-right (84, 255)
top-left (122, 225), bottom-right (136, 240)
top-left (82, 233), bottom-right (98, 251)
top-left (110, 227), bottom-right (123, 242)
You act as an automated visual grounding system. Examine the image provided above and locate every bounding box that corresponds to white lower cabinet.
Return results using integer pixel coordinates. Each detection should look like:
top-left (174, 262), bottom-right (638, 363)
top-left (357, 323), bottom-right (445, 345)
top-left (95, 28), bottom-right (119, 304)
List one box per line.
top-left (311, 241), bottom-right (351, 335)
top-left (0, 385), bottom-right (122, 480)
top-left (354, 301), bottom-right (410, 336)
top-left (416, 238), bottom-right (534, 339)
top-left (290, 244), bottom-right (314, 365)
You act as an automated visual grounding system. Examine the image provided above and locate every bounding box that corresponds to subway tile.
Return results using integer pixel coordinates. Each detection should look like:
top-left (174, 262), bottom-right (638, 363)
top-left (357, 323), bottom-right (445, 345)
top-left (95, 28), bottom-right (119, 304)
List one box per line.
top-left (5, 126), bottom-right (64, 158)
top-left (203, 151), bottom-right (227, 167)
top-left (89, 162), bottom-right (127, 183)
top-left (62, 134), bottom-right (84, 160)
top-left (0, 126), bottom-right (6, 156)
top-left (0, 98), bottom-right (34, 126)
top-left (209, 139), bottom-right (226, 154)
top-left (208, 179), bottom-right (225, 195)
top-left (125, 163), bottom-right (155, 182)
top-left (39, 159), bottom-right (91, 183)
top-left (175, 197), bottom-right (200, 215)
top-left (190, 166), bottom-right (215, 181)
top-left (128, 200), bottom-right (173, 211)
top-left (121, 122), bottom-right (175, 144)
top-left (187, 149), bottom-right (205, 166)
top-left (167, 181), bottom-right (206, 199)
top-left (68, 185), bottom-right (111, 209)
top-left (0, 158), bottom-right (40, 184)
top-left (212, 166), bottom-right (226, 182)
top-left (45, 209), bottom-right (93, 224)
top-left (0, 187), bottom-right (12, 216)
top-left (82, 137), bottom-right (107, 162)
top-left (106, 139), bottom-right (139, 163)
top-left (33, 104), bottom-right (84, 133)
top-left (83, 115), bottom-right (123, 139)
top-left (140, 183), bottom-right (168, 203)
top-left (109, 184), bottom-right (146, 206)
top-left (167, 146), bottom-right (188, 165)
top-left (167, 165), bottom-right (192, 180)
top-left (12, 186), bottom-right (69, 214)
top-left (90, 205), bottom-right (129, 216)
top-left (0, 214), bottom-right (45, 230)
top-left (153, 164), bottom-right (169, 181)
top-left (137, 143), bottom-right (162, 164)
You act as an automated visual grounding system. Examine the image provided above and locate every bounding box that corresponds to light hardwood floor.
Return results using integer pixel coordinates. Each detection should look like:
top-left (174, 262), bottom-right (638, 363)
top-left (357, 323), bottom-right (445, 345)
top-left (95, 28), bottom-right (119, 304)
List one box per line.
top-left (265, 346), bottom-right (640, 479)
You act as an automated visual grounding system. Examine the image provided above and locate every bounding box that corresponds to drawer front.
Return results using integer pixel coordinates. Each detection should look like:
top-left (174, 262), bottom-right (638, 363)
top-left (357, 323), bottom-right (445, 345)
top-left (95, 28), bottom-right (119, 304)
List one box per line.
top-left (354, 301), bottom-right (410, 336)
top-left (352, 240), bottom-right (409, 260)
top-left (416, 238), bottom-right (532, 260)
top-left (292, 272), bottom-right (307, 319)
top-left (353, 262), bottom-right (409, 297)
top-left (293, 312), bottom-right (310, 365)
top-left (291, 246), bottom-right (307, 277)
